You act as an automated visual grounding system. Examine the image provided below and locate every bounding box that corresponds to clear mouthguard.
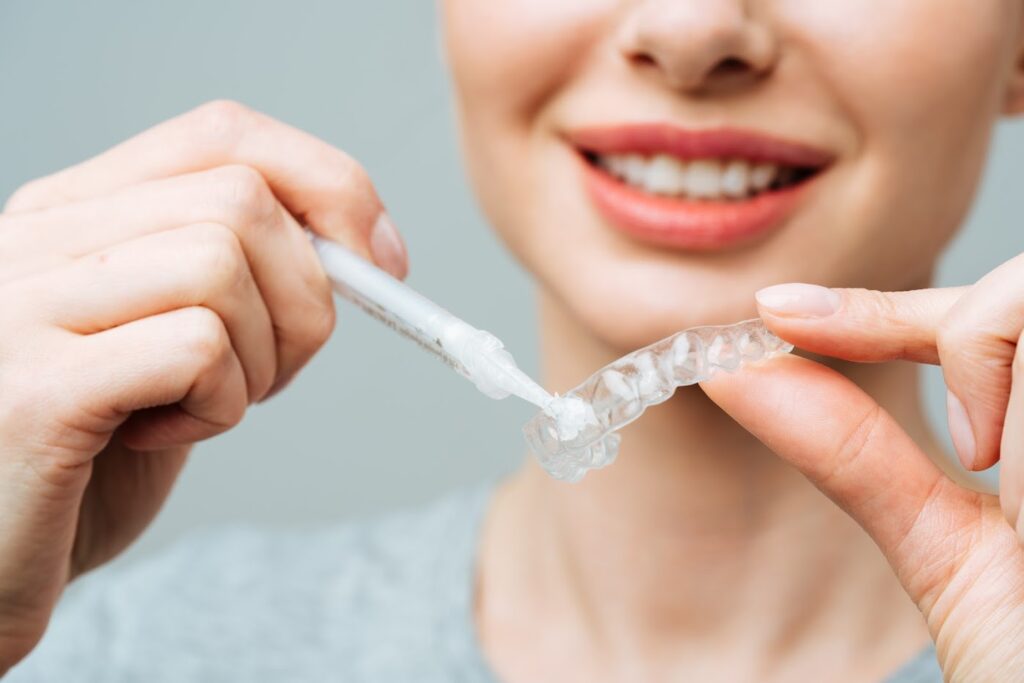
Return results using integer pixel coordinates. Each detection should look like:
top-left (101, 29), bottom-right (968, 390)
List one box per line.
top-left (523, 318), bottom-right (793, 483)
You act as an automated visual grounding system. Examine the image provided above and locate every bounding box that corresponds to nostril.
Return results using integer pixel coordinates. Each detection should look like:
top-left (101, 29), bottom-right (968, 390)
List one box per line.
top-left (626, 49), bottom-right (764, 93)
top-left (631, 52), bottom-right (658, 69)
top-left (709, 57), bottom-right (751, 78)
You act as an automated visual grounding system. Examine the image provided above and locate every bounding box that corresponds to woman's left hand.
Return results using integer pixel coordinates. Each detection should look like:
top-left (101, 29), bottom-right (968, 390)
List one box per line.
top-left (700, 256), bottom-right (1024, 680)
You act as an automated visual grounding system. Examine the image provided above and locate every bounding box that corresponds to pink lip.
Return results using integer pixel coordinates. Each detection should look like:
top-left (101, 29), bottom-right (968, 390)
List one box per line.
top-left (567, 124), bottom-right (834, 251)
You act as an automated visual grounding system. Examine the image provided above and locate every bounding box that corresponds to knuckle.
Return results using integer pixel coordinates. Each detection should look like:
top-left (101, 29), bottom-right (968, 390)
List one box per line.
top-left (3, 182), bottom-right (37, 213)
top-left (180, 307), bottom-right (231, 364)
top-left (188, 99), bottom-right (252, 143)
top-left (192, 219), bottom-right (244, 255)
top-left (213, 387), bottom-right (248, 432)
top-left (937, 317), bottom-right (1008, 375)
top-left (307, 298), bottom-right (337, 348)
top-left (332, 157), bottom-right (372, 192)
top-left (189, 223), bottom-right (249, 289)
top-left (250, 369), bottom-right (276, 406)
top-left (856, 288), bottom-right (899, 322)
top-left (935, 317), bottom-right (968, 362)
top-left (274, 299), bottom-right (335, 375)
top-left (223, 404), bottom-right (247, 432)
top-left (319, 155), bottom-right (377, 210)
top-left (300, 260), bottom-right (337, 349)
top-left (3, 179), bottom-right (53, 214)
top-left (212, 165), bottom-right (277, 224)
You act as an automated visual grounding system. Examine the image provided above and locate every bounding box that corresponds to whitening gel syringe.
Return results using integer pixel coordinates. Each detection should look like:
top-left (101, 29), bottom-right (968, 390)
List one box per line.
top-left (312, 235), bottom-right (793, 483)
top-left (311, 235), bottom-right (552, 408)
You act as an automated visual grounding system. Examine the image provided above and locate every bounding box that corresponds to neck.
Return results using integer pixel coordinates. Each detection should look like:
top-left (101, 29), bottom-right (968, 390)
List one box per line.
top-left (477, 292), bottom-right (936, 681)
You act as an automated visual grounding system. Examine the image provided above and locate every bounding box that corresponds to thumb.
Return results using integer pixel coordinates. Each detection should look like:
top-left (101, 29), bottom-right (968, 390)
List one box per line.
top-left (699, 354), bottom-right (980, 606)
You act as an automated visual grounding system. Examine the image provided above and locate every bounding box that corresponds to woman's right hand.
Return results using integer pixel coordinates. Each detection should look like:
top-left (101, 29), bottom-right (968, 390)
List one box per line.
top-left (0, 101), bottom-right (407, 672)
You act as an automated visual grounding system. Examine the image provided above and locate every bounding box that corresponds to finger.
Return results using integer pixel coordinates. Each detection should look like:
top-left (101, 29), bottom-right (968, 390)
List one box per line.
top-left (999, 330), bottom-right (1024, 533)
top-left (931, 260), bottom-right (1024, 471)
top-left (5, 167), bottom-right (337, 393)
top-left (754, 283), bottom-right (966, 364)
top-left (31, 223), bottom-right (276, 402)
top-left (3, 99), bottom-right (407, 278)
top-left (757, 258), bottom-right (1024, 472)
top-left (700, 355), bottom-right (980, 604)
top-left (74, 306), bottom-right (249, 452)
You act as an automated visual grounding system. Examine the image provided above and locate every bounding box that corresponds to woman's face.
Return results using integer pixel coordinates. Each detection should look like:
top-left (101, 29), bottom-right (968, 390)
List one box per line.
top-left (442, 1), bottom-right (1024, 350)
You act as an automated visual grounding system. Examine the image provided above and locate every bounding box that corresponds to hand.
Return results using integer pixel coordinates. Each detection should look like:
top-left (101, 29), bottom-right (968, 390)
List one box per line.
top-left (700, 259), bottom-right (1024, 681)
top-left (0, 101), bottom-right (407, 671)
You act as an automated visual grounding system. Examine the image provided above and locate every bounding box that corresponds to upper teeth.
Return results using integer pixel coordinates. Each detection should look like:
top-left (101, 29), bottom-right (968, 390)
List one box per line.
top-left (598, 154), bottom-right (788, 200)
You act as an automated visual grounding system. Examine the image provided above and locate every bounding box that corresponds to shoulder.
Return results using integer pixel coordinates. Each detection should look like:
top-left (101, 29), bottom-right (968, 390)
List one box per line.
top-left (144, 483), bottom-right (491, 620)
top-left (9, 485), bottom-right (496, 683)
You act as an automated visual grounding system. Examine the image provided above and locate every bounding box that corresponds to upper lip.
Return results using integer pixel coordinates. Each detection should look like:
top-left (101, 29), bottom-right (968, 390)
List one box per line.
top-left (565, 123), bottom-right (835, 169)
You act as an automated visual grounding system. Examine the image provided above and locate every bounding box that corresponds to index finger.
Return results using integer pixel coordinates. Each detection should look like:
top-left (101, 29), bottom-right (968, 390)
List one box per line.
top-left (3, 100), bottom-right (407, 277)
top-left (754, 284), bottom-right (967, 364)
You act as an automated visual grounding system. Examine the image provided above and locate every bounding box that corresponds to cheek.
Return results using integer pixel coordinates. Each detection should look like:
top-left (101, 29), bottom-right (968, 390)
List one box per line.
top-left (782, 0), bottom-right (1019, 281)
top-left (800, 1), bottom-right (1011, 139)
top-left (443, 0), bottom-right (618, 262)
top-left (794, 2), bottom-right (1014, 220)
top-left (444, 0), bottom-right (616, 119)
top-left (441, 0), bottom-right (1023, 351)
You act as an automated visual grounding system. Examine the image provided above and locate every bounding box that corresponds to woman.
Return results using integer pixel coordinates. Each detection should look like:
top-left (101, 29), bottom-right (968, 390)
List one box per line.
top-left (2, 1), bottom-right (1023, 680)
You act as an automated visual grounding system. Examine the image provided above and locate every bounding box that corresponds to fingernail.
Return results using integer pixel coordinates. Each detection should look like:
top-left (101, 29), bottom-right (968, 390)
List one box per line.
top-left (946, 390), bottom-right (977, 470)
top-left (370, 212), bottom-right (408, 279)
top-left (755, 283), bottom-right (841, 318)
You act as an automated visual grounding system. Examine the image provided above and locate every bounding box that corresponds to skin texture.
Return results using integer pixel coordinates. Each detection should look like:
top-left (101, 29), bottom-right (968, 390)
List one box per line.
top-left (443, 0), bottom-right (1023, 348)
top-left (0, 101), bottom-right (407, 672)
top-left (2, 1), bottom-right (1024, 681)
top-left (441, 0), bottom-right (1024, 681)
top-left (702, 283), bottom-right (1024, 680)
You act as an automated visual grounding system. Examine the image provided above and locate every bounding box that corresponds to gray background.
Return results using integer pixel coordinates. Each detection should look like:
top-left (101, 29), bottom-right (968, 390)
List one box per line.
top-left (0, 1), bottom-right (1019, 565)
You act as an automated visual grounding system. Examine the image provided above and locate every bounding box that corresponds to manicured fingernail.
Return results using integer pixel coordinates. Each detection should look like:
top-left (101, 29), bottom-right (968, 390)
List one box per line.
top-left (370, 212), bottom-right (408, 279)
top-left (946, 390), bottom-right (977, 470)
top-left (755, 283), bottom-right (841, 318)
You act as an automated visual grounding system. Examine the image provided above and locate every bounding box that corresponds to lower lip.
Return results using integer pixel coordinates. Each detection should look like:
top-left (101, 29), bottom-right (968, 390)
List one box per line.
top-left (578, 156), bottom-right (815, 251)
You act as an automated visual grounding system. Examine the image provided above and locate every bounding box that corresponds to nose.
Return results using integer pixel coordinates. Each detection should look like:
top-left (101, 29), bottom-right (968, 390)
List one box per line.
top-left (620, 0), bottom-right (778, 93)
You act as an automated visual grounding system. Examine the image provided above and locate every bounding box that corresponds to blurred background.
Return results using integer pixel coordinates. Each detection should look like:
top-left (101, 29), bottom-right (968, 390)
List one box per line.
top-left (0, 1), bottom-right (1019, 565)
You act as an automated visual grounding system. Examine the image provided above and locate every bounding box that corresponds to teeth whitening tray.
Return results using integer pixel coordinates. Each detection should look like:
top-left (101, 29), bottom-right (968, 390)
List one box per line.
top-left (312, 236), bottom-right (792, 483)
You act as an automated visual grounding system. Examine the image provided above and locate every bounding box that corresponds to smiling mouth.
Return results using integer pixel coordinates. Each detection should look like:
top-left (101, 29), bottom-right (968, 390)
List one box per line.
top-left (568, 124), bottom-right (834, 250)
top-left (582, 152), bottom-right (820, 202)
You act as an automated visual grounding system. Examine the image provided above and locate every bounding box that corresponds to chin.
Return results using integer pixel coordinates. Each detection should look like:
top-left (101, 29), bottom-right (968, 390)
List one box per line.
top-left (538, 245), bottom-right (770, 353)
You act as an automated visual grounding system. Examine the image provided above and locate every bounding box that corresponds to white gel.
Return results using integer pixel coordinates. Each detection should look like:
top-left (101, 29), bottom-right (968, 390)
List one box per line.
top-left (523, 318), bottom-right (793, 483)
top-left (543, 395), bottom-right (599, 441)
